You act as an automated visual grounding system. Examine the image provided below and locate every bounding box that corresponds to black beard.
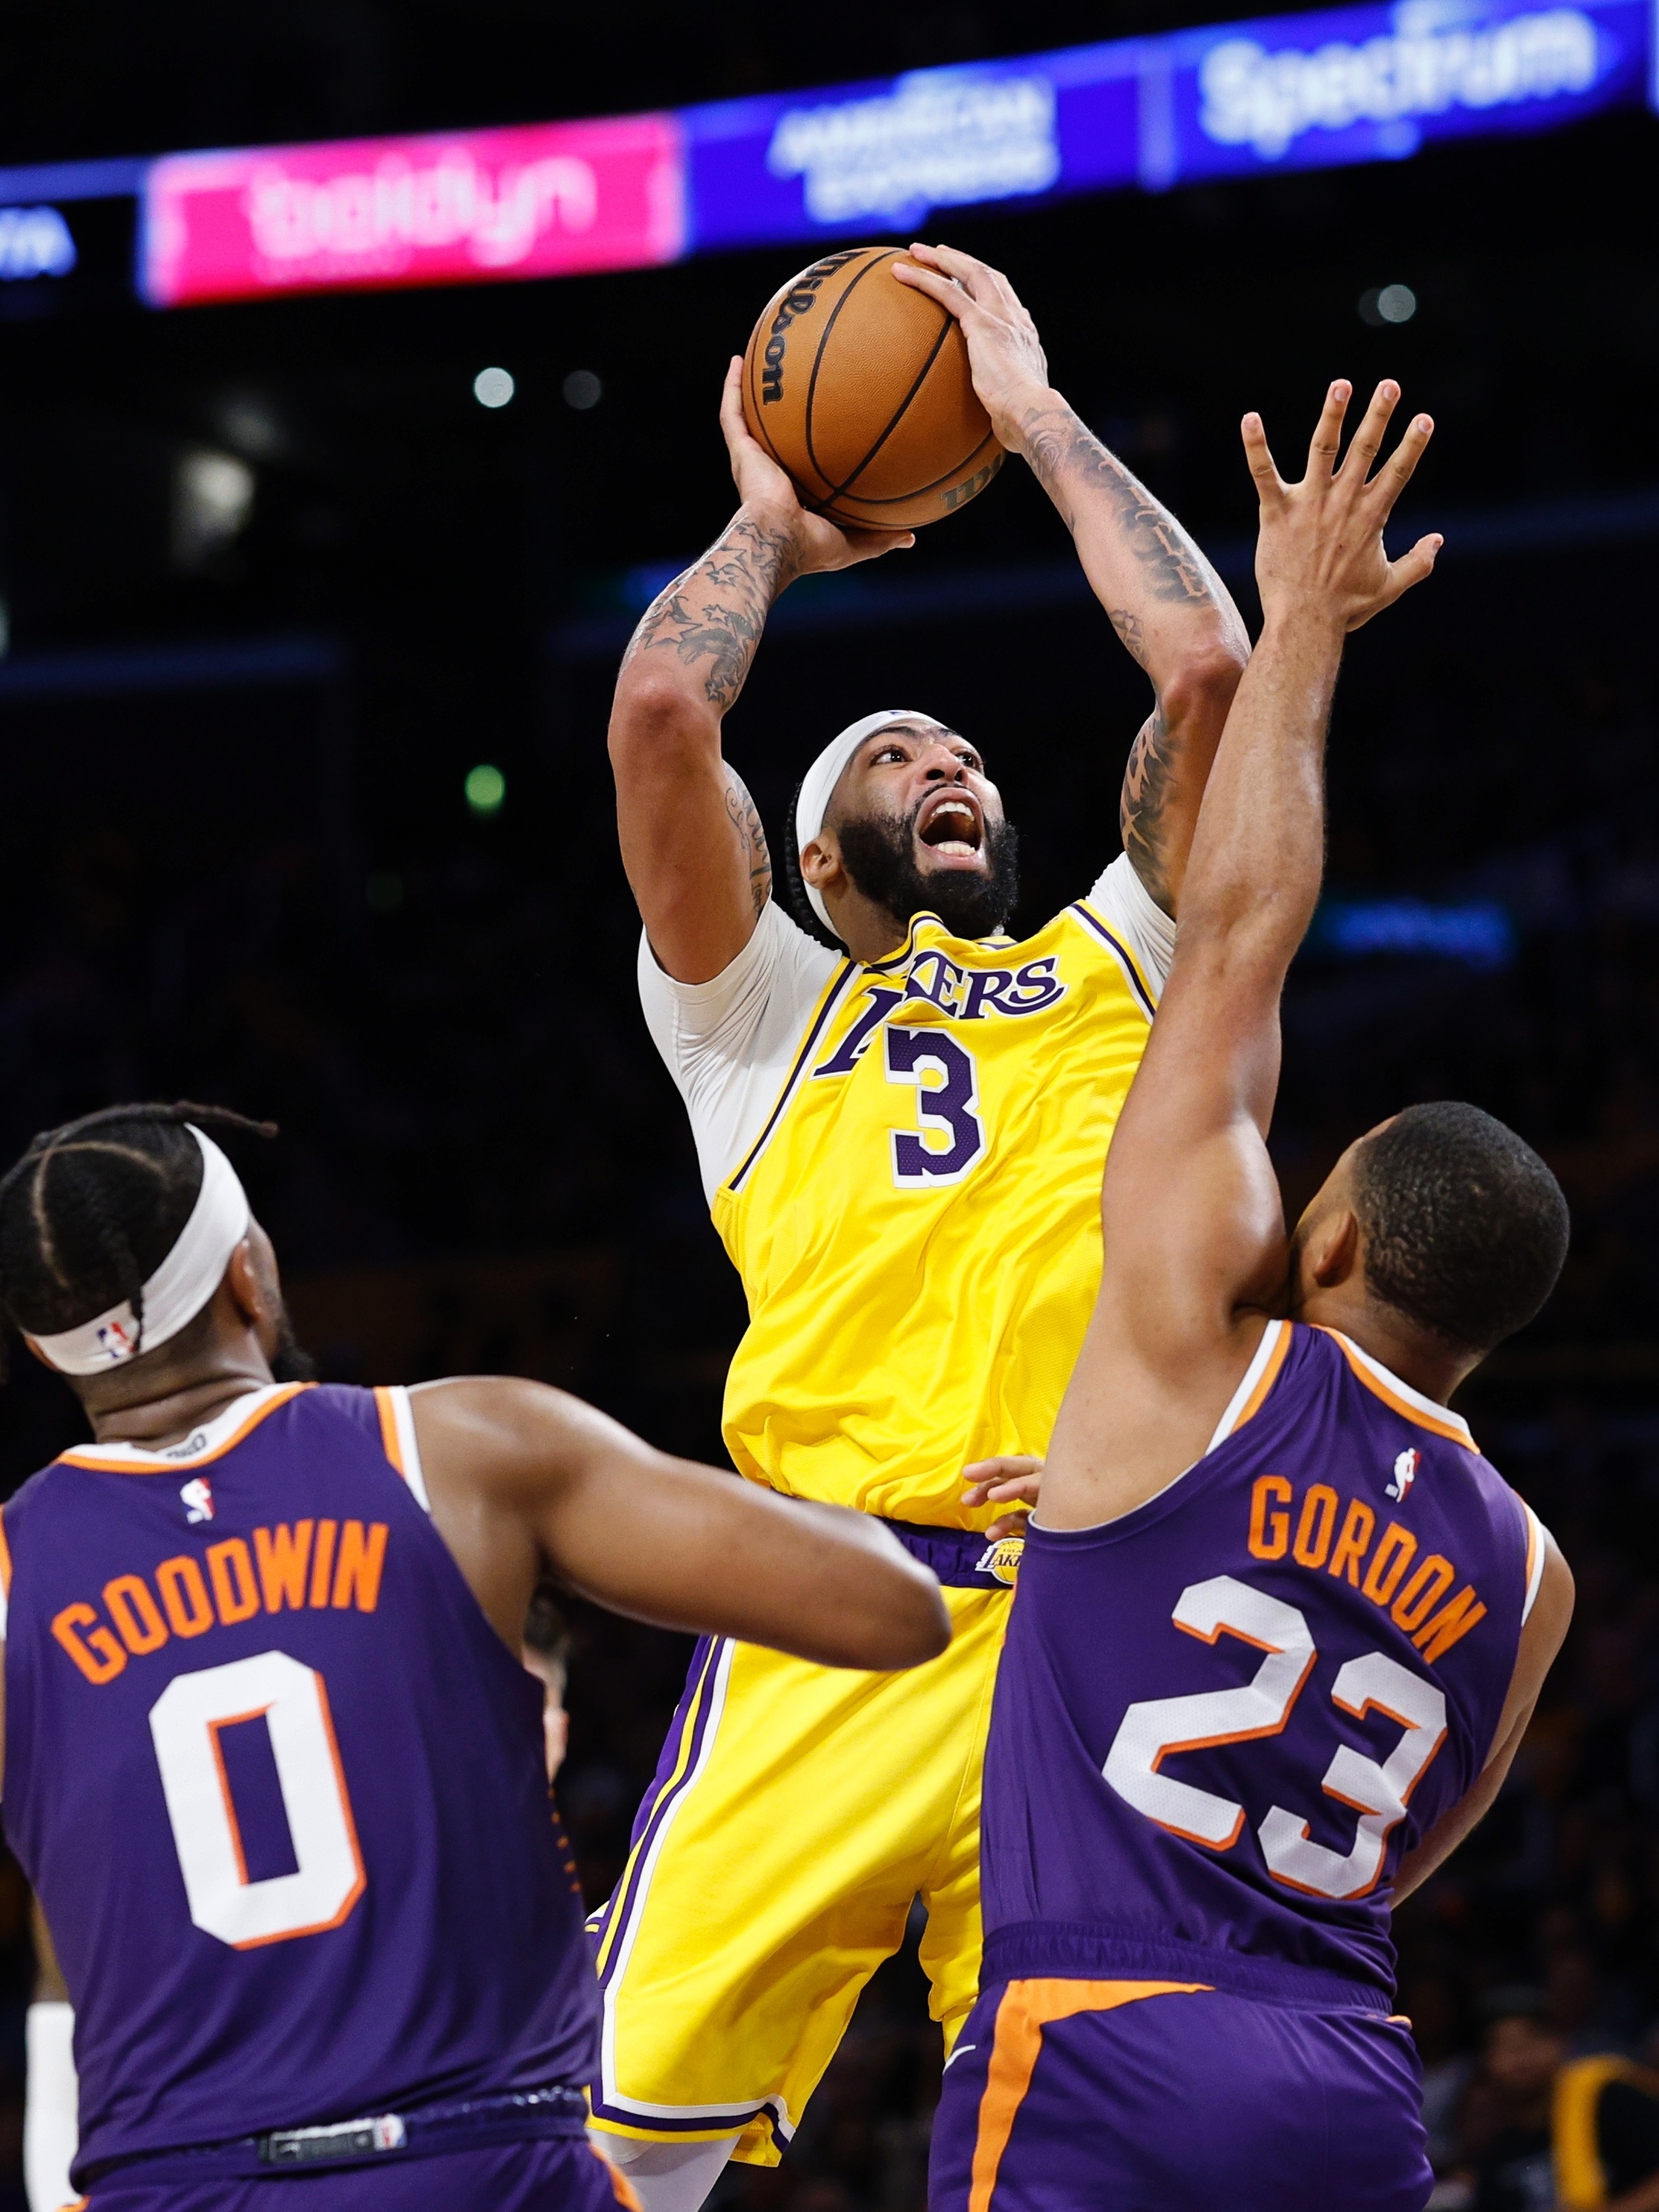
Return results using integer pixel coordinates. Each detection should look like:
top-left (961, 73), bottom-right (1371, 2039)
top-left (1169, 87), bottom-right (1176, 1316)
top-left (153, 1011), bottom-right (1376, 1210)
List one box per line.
top-left (271, 1305), bottom-right (318, 1384)
top-left (835, 806), bottom-right (1020, 942)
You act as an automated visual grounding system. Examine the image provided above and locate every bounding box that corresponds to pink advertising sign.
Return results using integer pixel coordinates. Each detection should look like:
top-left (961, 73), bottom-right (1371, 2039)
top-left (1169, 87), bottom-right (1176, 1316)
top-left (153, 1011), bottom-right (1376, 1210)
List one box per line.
top-left (144, 113), bottom-right (685, 305)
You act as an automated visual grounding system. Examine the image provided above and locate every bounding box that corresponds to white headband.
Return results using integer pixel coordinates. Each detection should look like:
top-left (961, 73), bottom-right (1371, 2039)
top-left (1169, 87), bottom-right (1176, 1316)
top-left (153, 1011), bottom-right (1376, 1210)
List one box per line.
top-left (793, 709), bottom-right (940, 933)
top-left (29, 1127), bottom-right (251, 1375)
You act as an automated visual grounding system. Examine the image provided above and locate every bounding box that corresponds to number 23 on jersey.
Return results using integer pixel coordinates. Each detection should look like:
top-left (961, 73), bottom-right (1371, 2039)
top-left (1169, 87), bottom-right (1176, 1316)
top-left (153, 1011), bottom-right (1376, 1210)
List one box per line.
top-left (1105, 1573), bottom-right (1447, 1902)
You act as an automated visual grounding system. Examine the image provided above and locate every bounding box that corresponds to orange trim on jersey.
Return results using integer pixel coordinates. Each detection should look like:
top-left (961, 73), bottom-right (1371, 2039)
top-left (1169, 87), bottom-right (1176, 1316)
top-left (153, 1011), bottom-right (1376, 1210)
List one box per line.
top-left (590, 2140), bottom-right (644, 2212)
top-left (0, 1505), bottom-right (12, 1598)
top-left (56, 1383), bottom-right (313, 1474)
top-left (1315, 1329), bottom-right (1476, 1450)
top-left (969, 1980), bottom-right (1210, 2212)
top-left (1225, 1321), bottom-right (1293, 1440)
top-left (374, 1386), bottom-right (406, 1477)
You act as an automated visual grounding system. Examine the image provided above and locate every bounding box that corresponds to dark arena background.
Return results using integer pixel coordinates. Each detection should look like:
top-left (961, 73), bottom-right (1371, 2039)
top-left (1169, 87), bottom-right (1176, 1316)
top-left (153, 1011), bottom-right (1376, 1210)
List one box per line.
top-left (0, 4), bottom-right (1657, 2205)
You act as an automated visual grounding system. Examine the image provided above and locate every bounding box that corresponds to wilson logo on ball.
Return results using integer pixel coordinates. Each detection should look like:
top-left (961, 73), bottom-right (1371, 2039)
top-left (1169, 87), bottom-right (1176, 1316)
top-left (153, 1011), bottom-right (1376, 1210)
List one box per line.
top-left (759, 250), bottom-right (863, 405)
top-left (742, 244), bottom-right (1004, 532)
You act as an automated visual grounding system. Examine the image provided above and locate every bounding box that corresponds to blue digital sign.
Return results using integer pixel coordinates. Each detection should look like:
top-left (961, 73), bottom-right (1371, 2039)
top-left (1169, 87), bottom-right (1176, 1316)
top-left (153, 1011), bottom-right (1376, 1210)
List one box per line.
top-left (10, 1), bottom-right (1659, 307)
top-left (683, 0), bottom-right (1652, 252)
top-left (0, 205), bottom-right (77, 282)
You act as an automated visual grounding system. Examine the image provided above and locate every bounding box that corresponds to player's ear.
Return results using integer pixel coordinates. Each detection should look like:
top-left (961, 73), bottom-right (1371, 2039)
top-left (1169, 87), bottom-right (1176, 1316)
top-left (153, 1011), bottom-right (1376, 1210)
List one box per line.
top-left (799, 834), bottom-right (841, 890)
top-left (1307, 1208), bottom-right (1361, 1290)
top-left (223, 1239), bottom-right (266, 1328)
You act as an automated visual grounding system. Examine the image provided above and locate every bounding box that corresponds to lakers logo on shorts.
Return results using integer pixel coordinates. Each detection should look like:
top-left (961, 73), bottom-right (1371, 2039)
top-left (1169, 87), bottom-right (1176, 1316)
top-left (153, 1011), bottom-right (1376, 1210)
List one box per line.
top-left (975, 1535), bottom-right (1025, 1586)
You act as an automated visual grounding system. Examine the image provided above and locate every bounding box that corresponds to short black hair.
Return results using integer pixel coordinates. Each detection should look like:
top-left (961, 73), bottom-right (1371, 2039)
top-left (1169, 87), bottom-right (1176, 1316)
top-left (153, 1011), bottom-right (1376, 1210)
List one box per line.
top-left (0, 1102), bottom-right (274, 1354)
top-left (1354, 1102), bottom-right (1569, 1356)
top-left (780, 776), bottom-right (849, 953)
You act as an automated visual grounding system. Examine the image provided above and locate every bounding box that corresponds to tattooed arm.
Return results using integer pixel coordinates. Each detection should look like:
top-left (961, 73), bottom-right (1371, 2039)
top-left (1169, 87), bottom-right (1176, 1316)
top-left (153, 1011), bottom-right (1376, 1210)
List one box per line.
top-left (609, 360), bottom-right (913, 984)
top-left (897, 246), bottom-right (1251, 916)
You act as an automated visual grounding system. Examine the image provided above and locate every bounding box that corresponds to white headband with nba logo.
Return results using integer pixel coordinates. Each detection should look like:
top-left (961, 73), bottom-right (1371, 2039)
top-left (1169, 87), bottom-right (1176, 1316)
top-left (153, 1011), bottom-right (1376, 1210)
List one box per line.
top-left (29, 1127), bottom-right (251, 1375)
top-left (794, 709), bottom-right (939, 933)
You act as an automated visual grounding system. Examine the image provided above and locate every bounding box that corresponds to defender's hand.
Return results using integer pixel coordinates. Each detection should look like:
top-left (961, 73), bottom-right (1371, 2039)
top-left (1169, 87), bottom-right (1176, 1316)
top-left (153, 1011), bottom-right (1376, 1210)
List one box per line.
top-left (1244, 379), bottom-right (1441, 635)
top-left (891, 245), bottom-right (1051, 449)
top-left (719, 358), bottom-right (914, 577)
top-left (962, 1454), bottom-right (1043, 1541)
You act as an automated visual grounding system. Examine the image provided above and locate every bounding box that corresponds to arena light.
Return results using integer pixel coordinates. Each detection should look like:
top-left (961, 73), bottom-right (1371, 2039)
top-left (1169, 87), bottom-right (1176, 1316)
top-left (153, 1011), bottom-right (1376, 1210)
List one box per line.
top-left (1312, 897), bottom-right (1516, 968)
top-left (465, 763), bottom-right (507, 815)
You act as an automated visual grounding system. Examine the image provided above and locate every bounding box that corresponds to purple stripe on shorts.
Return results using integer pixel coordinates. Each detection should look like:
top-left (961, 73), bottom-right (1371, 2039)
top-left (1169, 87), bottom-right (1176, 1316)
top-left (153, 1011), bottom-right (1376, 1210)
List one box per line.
top-left (588, 2093), bottom-right (790, 2144)
top-left (588, 1637), bottom-right (726, 1991)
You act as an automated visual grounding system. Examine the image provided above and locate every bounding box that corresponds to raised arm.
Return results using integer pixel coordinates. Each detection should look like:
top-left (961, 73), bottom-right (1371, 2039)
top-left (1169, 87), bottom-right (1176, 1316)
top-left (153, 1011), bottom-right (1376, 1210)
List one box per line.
top-left (895, 243), bottom-right (1251, 914)
top-left (609, 363), bottom-right (913, 985)
top-left (409, 1376), bottom-right (950, 1671)
top-left (1040, 380), bottom-right (1440, 1526)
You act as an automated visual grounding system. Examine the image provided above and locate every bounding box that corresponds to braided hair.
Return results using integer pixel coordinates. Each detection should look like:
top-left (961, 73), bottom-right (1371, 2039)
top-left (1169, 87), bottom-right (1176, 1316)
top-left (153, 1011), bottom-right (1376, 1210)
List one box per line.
top-left (0, 1102), bottom-right (276, 1366)
top-left (779, 776), bottom-right (849, 953)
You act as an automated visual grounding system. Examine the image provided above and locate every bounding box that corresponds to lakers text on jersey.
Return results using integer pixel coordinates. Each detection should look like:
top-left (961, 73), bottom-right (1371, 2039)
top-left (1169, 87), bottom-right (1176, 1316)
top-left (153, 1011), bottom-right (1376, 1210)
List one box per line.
top-left (715, 901), bottom-right (1155, 1526)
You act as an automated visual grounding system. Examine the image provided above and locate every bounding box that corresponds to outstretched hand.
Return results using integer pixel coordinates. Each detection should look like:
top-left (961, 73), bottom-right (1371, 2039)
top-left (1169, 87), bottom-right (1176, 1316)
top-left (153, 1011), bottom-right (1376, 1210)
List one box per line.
top-left (718, 358), bottom-right (914, 577)
top-left (1244, 380), bottom-right (1441, 633)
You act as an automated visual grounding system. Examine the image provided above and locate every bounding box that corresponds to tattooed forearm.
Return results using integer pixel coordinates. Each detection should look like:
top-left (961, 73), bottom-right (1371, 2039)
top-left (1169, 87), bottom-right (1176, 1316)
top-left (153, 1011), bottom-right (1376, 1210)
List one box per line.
top-left (724, 767), bottom-right (772, 917)
top-left (1107, 608), bottom-right (1148, 670)
top-left (1019, 404), bottom-right (1212, 607)
top-left (1119, 708), bottom-right (1183, 916)
top-left (620, 511), bottom-right (799, 713)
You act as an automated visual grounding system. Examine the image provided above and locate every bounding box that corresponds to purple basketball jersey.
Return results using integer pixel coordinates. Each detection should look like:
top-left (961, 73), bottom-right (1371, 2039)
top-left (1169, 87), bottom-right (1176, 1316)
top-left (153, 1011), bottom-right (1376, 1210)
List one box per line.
top-left (0, 1382), bottom-right (596, 2184)
top-left (982, 1321), bottom-right (1543, 1998)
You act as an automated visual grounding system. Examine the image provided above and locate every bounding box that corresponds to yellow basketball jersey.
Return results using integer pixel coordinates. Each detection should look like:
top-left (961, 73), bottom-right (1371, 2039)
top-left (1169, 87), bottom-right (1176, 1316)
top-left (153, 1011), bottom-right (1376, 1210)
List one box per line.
top-left (712, 898), bottom-right (1155, 1527)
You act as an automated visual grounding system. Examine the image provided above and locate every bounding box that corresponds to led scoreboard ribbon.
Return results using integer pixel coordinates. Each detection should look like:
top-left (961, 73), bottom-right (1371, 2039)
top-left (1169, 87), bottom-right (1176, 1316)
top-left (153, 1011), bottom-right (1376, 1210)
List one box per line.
top-left (2, 0), bottom-right (1650, 305)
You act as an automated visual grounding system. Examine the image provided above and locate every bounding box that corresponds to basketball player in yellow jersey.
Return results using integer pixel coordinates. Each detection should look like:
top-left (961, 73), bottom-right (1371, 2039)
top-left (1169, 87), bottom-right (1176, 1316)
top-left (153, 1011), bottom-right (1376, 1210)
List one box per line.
top-left (595, 243), bottom-right (1251, 2209)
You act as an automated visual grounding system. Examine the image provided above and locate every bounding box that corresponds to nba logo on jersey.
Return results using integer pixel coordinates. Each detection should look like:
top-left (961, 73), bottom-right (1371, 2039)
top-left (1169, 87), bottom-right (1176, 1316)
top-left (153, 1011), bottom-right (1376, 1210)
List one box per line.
top-left (1387, 1447), bottom-right (1419, 1503)
top-left (179, 1476), bottom-right (215, 1524)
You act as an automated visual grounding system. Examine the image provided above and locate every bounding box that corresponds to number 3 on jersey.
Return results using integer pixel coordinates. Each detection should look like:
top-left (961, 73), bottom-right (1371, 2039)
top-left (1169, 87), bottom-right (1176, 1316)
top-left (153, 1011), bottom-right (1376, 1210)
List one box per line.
top-left (885, 1027), bottom-right (987, 1188)
top-left (150, 1649), bottom-right (366, 1949)
top-left (1105, 1573), bottom-right (1447, 1902)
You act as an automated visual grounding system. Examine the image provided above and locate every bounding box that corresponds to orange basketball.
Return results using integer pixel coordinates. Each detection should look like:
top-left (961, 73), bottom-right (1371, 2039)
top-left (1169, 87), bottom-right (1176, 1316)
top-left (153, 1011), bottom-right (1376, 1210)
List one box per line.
top-left (740, 245), bottom-right (1003, 532)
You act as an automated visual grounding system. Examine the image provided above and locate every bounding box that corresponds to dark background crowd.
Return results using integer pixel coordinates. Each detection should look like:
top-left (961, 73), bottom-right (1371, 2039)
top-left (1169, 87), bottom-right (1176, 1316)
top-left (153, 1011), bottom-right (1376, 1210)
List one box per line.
top-left (1, 2), bottom-right (1658, 2205)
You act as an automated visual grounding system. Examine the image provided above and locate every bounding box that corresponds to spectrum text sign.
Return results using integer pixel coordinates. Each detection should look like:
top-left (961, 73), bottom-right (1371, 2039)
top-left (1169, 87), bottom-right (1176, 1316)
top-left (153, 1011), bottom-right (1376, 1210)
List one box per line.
top-left (143, 114), bottom-right (685, 307)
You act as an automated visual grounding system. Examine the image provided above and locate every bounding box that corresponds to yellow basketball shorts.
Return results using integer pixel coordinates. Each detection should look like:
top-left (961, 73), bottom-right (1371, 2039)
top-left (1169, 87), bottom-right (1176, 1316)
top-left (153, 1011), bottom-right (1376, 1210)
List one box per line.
top-left (585, 1583), bottom-right (1009, 2167)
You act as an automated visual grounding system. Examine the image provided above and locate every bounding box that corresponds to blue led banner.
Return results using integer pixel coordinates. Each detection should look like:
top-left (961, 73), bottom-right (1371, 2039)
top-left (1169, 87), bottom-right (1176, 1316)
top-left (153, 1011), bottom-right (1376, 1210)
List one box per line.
top-left (683, 49), bottom-right (1141, 251)
top-left (1155, 0), bottom-right (1650, 184)
top-left (11, 0), bottom-right (1655, 306)
top-left (683, 0), bottom-right (1652, 251)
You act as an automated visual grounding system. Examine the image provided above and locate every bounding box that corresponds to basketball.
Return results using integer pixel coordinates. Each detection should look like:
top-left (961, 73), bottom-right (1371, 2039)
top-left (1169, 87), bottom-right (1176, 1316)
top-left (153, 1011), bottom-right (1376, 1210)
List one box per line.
top-left (741, 245), bottom-right (1004, 531)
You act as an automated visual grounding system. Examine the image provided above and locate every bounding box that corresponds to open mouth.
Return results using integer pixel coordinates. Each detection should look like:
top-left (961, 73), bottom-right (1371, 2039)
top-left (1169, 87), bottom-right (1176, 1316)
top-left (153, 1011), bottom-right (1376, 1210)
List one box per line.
top-left (917, 793), bottom-right (984, 860)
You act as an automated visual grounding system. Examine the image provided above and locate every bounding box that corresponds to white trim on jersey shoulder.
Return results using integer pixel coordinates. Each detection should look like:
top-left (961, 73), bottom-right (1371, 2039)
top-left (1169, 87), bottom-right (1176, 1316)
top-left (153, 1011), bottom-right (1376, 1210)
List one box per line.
top-left (1205, 1320), bottom-right (1289, 1455)
top-left (59, 1381), bottom-right (297, 1468)
top-left (1521, 1500), bottom-right (1550, 1624)
top-left (1326, 1329), bottom-right (1475, 1449)
top-left (385, 1386), bottom-right (431, 1512)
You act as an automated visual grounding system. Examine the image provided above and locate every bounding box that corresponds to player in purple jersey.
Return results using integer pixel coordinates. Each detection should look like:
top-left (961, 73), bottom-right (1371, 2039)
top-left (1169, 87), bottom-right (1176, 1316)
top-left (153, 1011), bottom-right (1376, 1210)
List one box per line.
top-left (0, 1102), bottom-right (949, 2212)
top-left (931, 381), bottom-right (1576, 2212)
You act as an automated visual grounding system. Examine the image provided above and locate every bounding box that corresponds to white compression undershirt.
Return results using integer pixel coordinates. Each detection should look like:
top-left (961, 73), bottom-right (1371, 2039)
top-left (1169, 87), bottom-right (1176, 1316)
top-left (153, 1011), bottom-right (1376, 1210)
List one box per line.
top-left (638, 853), bottom-right (1177, 1202)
